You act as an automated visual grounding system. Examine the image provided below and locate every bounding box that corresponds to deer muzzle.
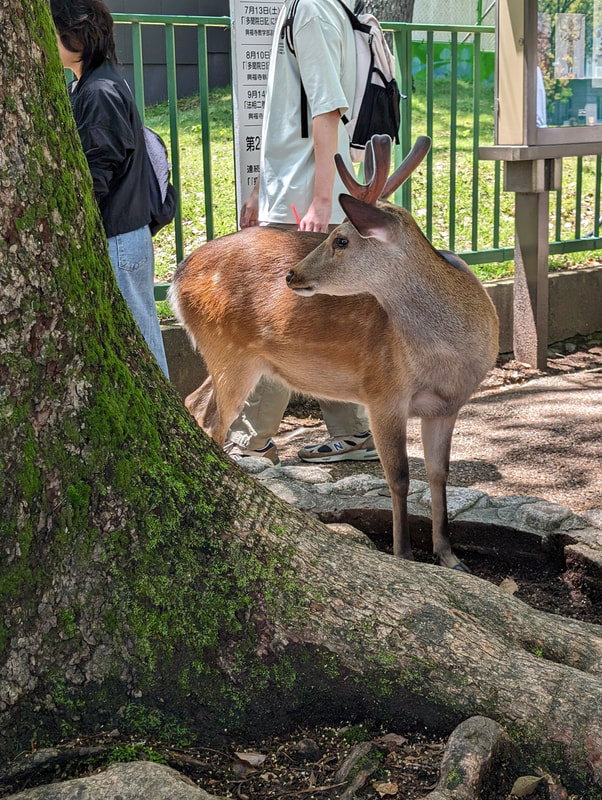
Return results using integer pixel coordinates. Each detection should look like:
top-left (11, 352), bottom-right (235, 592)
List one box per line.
top-left (286, 268), bottom-right (316, 296)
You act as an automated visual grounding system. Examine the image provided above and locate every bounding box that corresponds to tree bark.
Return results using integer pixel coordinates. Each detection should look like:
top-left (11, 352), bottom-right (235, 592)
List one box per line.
top-left (1, 1), bottom-right (602, 795)
top-left (368, 0), bottom-right (415, 23)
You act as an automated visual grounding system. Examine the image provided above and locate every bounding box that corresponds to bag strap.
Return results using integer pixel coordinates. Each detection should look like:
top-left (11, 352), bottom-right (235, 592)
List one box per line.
top-left (281, 0), bottom-right (301, 56)
top-left (333, 0), bottom-right (371, 35)
top-left (283, 0), bottom-right (368, 138)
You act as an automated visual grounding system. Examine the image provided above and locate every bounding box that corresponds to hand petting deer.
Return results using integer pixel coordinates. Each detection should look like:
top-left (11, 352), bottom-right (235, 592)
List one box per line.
top-left (169, 135), bottom-right (499, 571)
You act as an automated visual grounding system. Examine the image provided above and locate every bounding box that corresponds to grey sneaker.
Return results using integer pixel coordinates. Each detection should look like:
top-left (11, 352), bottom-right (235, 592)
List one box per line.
top-left (297, 431), bottom-right (379, 463)
top-left (224, 438), bottom-right (281, 466)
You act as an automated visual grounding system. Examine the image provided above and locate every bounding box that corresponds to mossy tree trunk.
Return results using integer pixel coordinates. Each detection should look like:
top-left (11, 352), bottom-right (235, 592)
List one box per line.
top-left (1, 1), bottom-right (602, 794)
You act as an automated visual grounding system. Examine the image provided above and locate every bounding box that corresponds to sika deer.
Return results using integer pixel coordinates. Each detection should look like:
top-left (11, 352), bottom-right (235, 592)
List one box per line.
top-left (169, 135), bottom-right (499, 570)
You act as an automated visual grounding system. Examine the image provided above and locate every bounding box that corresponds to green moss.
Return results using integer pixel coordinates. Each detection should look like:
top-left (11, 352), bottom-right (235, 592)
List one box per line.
top-left (339, 723), bottom-right (372, 745)
top-left (57, 610), bottom-right (76, 639)
top-left (108, 744), bottom-right (167, 765)
top-left (446, 766), bottom-right (463, 790)
top-left (18, 425), bottom-right (41, 502)
top-left (317, 652), bottom-right (341, 680)
top-left (119, 703), bottom-right (193, 746)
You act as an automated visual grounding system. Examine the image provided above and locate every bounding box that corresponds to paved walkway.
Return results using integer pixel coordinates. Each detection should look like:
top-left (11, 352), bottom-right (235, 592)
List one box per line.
top-left (236, 365), bottom-right (602, 571)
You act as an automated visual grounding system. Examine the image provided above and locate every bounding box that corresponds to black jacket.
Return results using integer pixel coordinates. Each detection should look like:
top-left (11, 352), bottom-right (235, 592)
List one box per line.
top-left (69, 60), bottom-right (151, 238)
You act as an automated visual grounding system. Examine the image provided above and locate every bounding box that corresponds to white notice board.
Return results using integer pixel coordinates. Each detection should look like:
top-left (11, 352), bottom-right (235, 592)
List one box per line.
top-left (229, 0), bottom-right (284, 224)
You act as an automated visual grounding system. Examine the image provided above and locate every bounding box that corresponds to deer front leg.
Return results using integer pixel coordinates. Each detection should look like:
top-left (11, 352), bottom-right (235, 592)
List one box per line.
top-left (370, 413), bottom-right (412, 559)
top-left (421, 414), bottom-right (469, 572)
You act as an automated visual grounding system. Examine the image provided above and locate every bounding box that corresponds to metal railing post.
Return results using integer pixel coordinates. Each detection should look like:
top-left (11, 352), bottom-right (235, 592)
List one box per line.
top-left (471, 32), bottom-right (481, 252)
top-left (197, 26), bottom-right (214, 242)
top-left (165, 23), bottom-right (183, 264)
top-left (449, 31), bottom-right (458, 252)
top-left (131, 21), bottom-right (146, 123)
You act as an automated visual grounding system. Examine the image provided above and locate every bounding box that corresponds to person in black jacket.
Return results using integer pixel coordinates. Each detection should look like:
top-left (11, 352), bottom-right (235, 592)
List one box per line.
top-left (51, 0), bottom-right (169, 377)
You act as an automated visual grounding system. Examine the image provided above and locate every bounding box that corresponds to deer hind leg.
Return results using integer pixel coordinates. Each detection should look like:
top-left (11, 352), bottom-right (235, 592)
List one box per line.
top-left (421, 414), bottom-right (469, 572)
top-left (184, 363), bottom-right (263, 447)
top-left (185, 375), bottom-right (216, 428)
top-left (370, 412), bottom-right (412, 559)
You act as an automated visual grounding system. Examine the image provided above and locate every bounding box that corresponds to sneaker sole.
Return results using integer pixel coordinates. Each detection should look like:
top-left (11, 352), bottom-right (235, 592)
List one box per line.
top-left (298, 449), bottom-right (380, 463)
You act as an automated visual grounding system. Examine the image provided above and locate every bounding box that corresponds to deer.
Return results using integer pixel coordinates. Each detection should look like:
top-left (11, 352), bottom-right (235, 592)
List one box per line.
top-left (168, 134), bottom-right (499, 571)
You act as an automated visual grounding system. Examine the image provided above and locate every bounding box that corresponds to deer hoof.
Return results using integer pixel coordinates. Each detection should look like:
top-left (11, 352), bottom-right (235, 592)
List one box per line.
top-left (451, 561), bottom-right (471, 574)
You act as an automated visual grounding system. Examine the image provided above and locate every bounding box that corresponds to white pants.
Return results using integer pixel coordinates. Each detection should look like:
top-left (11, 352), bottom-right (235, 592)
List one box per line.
top-left (228, 377), bottom-right (369, 450)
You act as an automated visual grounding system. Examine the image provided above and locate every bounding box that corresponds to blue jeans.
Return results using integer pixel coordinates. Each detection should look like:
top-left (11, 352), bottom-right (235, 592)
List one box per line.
top-left (107, 225), bottom-right (169, 378)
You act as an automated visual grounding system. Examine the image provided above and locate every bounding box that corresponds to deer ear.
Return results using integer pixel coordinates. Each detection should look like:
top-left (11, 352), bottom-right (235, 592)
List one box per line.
top-left (338, 194), bottom-right (395, 242)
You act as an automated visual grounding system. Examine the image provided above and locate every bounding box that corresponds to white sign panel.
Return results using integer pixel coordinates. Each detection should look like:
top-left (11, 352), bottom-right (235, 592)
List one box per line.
top-left (230, 0), bottom-right (284, 224)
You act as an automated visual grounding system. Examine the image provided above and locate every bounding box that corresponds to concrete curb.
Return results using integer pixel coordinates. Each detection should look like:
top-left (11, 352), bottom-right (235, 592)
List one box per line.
top-left (237, 458), bottom-right (602, 576)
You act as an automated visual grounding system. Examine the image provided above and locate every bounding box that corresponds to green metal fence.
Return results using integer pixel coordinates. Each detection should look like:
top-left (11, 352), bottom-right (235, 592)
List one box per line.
top-left (108, 14), bottom-right (602, 301)
top-left (113, 12), bottom-right (230, 270)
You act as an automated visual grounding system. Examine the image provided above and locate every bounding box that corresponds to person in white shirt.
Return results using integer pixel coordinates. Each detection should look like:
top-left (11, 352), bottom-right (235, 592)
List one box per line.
top-left (226, 0), bottom-right (378, 465)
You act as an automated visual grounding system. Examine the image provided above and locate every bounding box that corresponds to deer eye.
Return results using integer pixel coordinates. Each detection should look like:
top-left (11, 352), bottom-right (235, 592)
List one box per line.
top-left (333, 237), bottom-right (348, 250)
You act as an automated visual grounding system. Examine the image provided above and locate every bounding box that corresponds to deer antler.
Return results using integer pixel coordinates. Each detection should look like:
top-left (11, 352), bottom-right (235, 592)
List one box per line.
top-left (335, 135), bottom-right (431, 206)
top-left (380, 135), bottom-right (431, 199)
top-left (334, 135), bottom-right (392, 205)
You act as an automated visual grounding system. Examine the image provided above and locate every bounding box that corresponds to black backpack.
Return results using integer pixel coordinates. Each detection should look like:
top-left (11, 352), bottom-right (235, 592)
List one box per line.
top-left (282, 0), bottom-right (402, 161)
top-left (142, 126), bottom-right (178, 236)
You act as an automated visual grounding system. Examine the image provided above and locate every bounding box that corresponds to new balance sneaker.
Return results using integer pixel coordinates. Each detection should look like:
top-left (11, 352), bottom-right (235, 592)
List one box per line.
top-left (224, 438), bottom-right (281, 466)
top-left (297, 431), bottom-right (379, 463)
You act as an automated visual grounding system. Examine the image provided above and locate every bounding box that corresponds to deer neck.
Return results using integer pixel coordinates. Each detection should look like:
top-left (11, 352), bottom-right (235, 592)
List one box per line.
top-left (370, 250), bottom-right (457, 349)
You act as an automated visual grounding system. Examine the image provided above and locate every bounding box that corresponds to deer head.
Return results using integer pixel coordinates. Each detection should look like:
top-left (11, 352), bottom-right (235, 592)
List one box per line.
top-left (286, 135), bottom-right (432, 298)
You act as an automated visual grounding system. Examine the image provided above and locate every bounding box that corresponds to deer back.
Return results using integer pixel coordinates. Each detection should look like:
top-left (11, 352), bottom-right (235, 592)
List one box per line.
top-left (168, 226), bottom-right (395, 404)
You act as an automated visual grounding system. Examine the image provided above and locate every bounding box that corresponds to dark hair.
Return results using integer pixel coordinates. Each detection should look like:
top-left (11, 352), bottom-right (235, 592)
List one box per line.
top-left (51, 0), bottom-right (117, 75)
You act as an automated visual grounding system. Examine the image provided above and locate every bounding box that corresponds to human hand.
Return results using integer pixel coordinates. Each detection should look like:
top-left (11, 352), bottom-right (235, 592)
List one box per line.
top-left (299, 199), bottom-right (331, 233)
top-left (240, 184), bottom-right (259, 228)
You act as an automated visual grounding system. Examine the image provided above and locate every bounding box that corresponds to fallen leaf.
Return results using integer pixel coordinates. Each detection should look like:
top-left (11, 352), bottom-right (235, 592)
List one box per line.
top-left (234, 751), bottom-right (267, 767)
top-left (231, 761), bottom-right (254, 778)
top-left (510, 774), bottom-right (544, 796)
top-left (499, 577), bottom-right (519, 595)
top-left (373, 780), bottom-right (398, 796)
top-left (378, 733), bottom-right (408, 748)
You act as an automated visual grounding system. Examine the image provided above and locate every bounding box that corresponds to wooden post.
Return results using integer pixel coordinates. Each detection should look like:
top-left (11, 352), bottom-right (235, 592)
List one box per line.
top-left (504, 158), bottom-right (562, 369)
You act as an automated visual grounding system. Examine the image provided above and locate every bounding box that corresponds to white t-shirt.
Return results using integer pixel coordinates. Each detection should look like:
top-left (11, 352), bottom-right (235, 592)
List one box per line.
top-left (258, 0), bottom-right (357, 225)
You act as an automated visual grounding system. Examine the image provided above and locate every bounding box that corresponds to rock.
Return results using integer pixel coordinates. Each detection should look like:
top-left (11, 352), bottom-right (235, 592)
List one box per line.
top-left (513, 501), bottom-right (574, 532)
top-left (3, 760), bottom-right (224, 799)
top-left (421, 487), bottom-right (486, 517)
top-left (262, 478), bottom-right (317, 510)
top-left (290, 737), bottom-right (322, 763)
top-left (582, 509), bottom-right (602, 530)
top-left (234, 456), bottom-right (275, 474)
top-left (330, 474), bottom-right (388, 494)
top-left (243, 465), bottom-right (602, 575)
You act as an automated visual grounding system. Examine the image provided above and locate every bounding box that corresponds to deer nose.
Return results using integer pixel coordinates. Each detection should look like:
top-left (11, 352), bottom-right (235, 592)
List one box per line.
top-left (286, 269), bottom-right (295, 284)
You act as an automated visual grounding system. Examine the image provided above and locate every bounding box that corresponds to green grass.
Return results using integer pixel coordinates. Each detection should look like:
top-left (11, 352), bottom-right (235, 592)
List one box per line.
top-left (147, 81), bottom-right (602, 316)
